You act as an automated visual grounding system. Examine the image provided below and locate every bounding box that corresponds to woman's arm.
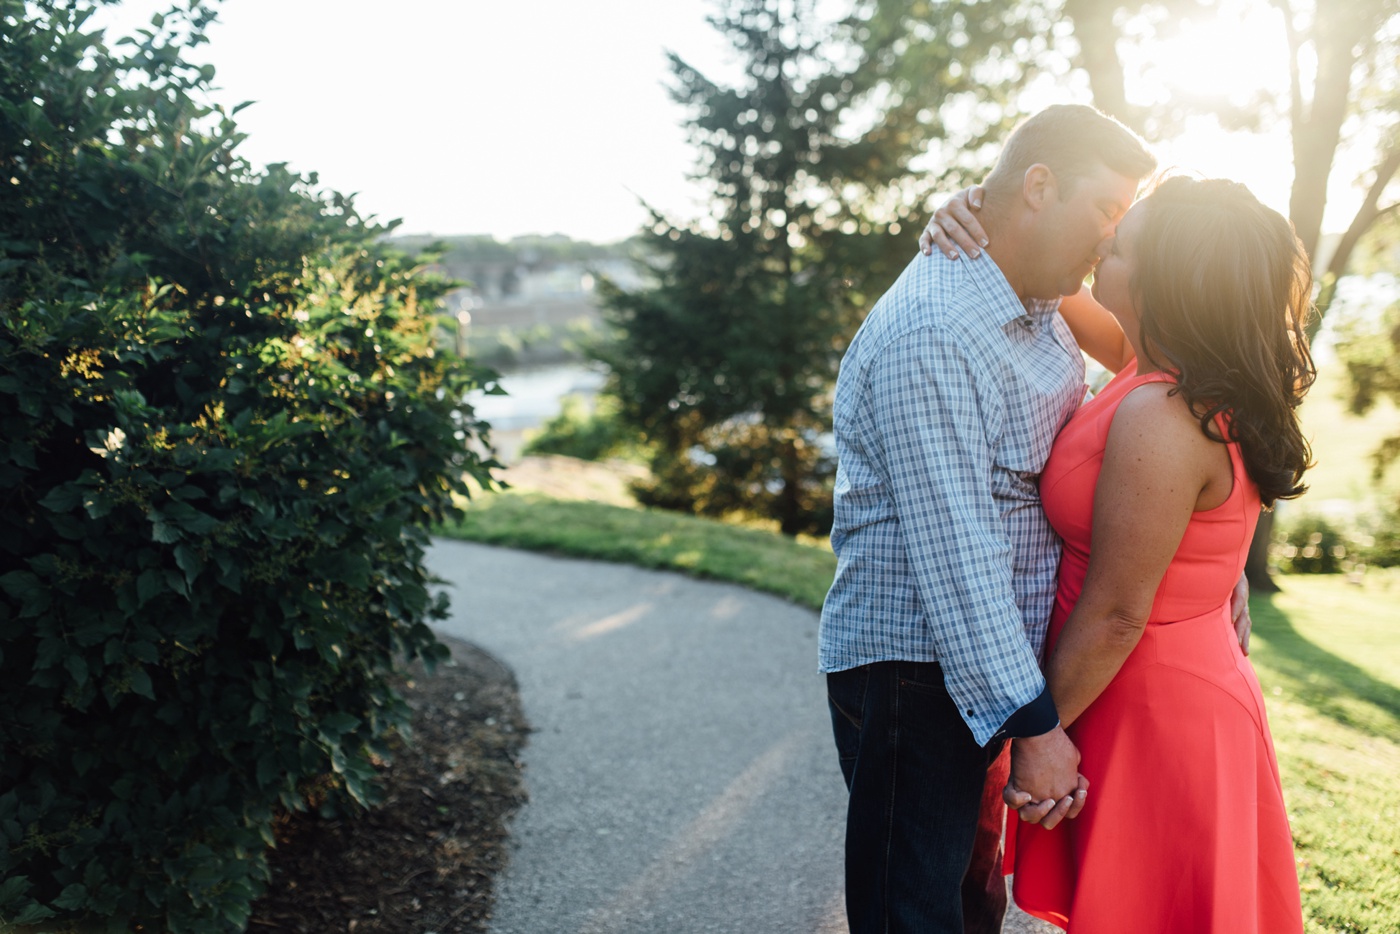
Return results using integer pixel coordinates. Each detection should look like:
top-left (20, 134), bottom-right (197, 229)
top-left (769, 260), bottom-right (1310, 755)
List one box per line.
top-left (1058, 287), bottom-right (1135, 375)
top-left (919, 189), bottom-right (1134, 374)
top-left (1044, 383), bottom-right (1226, 726)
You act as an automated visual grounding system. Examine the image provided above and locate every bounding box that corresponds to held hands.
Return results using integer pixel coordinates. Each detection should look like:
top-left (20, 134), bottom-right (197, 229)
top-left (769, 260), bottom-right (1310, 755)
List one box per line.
top-left (918, 186), bottom-right (989, 260)
top-left (1002, 725), bottom-right (1089, 831)
top-left (1004, 772), bottom-right (1089, 831)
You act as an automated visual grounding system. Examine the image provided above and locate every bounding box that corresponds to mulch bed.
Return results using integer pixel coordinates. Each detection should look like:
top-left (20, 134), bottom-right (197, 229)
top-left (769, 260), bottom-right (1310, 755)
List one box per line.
top-left (247, 637), bottom-right (529, 934)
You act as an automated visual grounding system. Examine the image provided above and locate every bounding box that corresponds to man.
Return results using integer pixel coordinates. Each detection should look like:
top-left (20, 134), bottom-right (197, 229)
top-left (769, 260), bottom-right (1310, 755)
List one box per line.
top-left (819, 104), bottom-right (1157, 934)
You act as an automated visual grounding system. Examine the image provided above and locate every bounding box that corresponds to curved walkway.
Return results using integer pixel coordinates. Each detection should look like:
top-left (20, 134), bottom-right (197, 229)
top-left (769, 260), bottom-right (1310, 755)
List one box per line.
top-left (426, 539), bottom-right (1054, 934)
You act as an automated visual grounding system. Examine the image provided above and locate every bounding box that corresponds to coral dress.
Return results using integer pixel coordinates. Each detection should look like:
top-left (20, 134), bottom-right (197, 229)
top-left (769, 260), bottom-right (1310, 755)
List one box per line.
top-left (1009, 362), bottom-right (1303, 933)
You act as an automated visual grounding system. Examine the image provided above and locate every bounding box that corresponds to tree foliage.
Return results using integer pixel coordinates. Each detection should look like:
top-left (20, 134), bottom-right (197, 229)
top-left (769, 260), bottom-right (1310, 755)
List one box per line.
top-left (0, 2), bottom-right (497, 929)
top-left (1334, 300), bottom-right (1400, 487)
top-left (595, 0), bottom-right (1019, 535)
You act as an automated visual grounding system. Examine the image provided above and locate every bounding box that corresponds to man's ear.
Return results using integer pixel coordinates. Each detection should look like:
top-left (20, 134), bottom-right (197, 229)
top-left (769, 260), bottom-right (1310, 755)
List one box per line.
top-left (1022, 163), bottom-right (1056, 211)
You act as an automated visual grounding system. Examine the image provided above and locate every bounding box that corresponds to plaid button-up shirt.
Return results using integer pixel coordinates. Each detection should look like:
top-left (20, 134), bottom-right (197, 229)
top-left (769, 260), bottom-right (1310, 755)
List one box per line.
top-left (819, 251), bottom-right (1085, 746)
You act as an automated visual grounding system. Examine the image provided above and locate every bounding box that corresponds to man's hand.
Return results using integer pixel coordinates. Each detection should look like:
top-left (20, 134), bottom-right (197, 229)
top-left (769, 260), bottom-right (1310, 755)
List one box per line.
top-left (1230, 572), bottom-right (1252, 655)
top-left (1005, 725), bottom-right (1081, 809)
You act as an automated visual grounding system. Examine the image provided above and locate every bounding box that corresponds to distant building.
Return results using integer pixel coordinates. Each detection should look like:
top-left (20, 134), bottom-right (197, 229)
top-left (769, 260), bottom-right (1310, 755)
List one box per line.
top-left (391, 235), bottom-right (645, 367)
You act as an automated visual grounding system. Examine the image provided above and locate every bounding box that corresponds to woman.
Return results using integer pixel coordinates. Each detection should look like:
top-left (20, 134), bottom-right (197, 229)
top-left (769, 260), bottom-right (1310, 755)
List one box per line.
top-left (922, 176), bottom-right (1314, 933)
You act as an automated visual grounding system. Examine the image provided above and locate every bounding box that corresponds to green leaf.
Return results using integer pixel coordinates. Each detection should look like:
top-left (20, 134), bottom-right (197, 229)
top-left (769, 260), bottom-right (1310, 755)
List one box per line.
top-left (35, 636), bottom-right (66, 670)
top-left (137, 568), bottom-right (164, 605)
top-left (256, 754), bottom-right (279, 789)
top-left (174, 544), bottom-right (201, 582)
top-left (11, 902), bottom-right (56, 924)
top-left (0, 569), bottom-right (42, 605)
top-left (163, 568), bottom-right (189, 598)
top-left (128, 666), bottom-right (155, 700)
top-left (150, 514), bottom-right (181, 543)
top-left (320, 712), bottom-right (359, 736)
top-left (73, 746), bottom-right (99, 776)
top-left (39, 484), bottom-right (83, 512)
top-left (0, 875), bottom-right (30, 908)
top-left (52, 882), bottom-right (88, 911)
top-left (65, 653), bottom-right (89, 687)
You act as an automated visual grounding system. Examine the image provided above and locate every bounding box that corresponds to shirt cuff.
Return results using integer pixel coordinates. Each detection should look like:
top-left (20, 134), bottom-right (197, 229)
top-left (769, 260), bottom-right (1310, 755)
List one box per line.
top-left (994, 683), bottom-right (1059, 739)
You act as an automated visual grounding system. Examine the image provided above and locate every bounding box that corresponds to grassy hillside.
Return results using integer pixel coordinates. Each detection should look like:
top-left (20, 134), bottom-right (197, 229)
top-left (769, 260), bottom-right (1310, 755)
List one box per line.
top-left (1296, 363), bottom-right (1400, 505)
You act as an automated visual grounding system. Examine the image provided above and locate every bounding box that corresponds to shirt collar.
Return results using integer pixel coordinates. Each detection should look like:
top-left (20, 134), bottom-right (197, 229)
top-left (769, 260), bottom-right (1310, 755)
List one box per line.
top-left (959, 252), bottom-right (1061, 328)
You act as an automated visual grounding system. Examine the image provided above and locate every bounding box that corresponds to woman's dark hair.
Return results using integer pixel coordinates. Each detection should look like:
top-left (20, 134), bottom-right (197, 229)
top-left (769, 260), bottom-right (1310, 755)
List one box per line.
top-left (1134, 175), bottom-right (1316, 507)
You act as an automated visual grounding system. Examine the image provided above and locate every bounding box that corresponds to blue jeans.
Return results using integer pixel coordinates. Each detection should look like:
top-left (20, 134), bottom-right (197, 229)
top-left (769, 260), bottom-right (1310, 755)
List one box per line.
top-left (828, 661), bottom-right (1008, 934)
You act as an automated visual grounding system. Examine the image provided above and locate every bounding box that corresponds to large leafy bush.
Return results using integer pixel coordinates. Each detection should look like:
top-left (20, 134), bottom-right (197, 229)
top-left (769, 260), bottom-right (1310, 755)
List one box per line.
top-left (0, 3), bottom-right (497, 930)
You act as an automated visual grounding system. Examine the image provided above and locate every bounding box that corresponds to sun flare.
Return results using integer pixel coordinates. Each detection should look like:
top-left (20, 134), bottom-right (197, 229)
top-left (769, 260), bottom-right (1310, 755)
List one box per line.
top-left (1117, 0), bottom-right (1299, 215)
top-left (1134, 1), bottom-right (1292, 110)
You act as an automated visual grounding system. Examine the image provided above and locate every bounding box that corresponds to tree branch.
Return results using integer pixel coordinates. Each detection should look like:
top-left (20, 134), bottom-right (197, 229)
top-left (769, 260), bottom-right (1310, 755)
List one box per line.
top-left (1062, 0), bottom-right (1143, 134)
top-left (1325, 138), bottom-right (1400, 282)
top-left (1271, 0), bottom-right (1305, 139)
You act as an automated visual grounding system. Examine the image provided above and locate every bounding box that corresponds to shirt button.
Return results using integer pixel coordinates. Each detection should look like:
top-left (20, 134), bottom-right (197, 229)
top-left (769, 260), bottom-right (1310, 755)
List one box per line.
top-left (966, 709), bottom-right (974, 717)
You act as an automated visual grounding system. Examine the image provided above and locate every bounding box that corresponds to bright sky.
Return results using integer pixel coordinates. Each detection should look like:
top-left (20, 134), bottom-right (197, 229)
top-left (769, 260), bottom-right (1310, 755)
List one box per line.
top-left (92, 0), bottom-right (1366, 244)
top-left (94, 0), bottom-right (733, 242)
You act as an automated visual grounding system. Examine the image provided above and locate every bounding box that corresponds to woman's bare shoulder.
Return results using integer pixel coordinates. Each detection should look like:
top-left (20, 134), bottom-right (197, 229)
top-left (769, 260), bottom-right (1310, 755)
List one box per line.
top-left (1111, 380), bottom-right (1214, 449)
top-left (1108, 377), bottom-right (1235, 509)
top-left (1116, 378), bottom-right (1192, 414)
top-left (1107, 378), bottom-right (1225, 489)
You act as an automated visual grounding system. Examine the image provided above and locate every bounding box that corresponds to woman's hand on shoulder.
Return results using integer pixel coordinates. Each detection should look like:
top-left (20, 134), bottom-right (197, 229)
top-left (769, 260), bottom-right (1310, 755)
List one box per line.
top-left (919, 187), bottom-right (987, 260)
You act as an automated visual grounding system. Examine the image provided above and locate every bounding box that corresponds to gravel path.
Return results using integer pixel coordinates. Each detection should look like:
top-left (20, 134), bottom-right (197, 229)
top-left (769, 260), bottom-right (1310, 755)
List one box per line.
top-left (426, 539), bottom-right (1056, 934)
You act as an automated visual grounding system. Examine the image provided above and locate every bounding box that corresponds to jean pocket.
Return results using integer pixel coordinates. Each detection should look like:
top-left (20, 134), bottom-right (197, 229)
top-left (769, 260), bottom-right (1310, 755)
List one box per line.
top-left (895, 660), bottom-right (948, 697)
top-left (827, 667), bottom-right (869, 763)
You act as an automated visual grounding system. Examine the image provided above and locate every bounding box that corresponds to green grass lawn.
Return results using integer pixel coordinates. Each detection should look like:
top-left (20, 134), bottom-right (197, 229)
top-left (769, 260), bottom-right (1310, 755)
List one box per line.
top-left (440, 491), bottom-right (836, 608)
top-left (1297, 364), bottom-right (1400, 504)
top-left (438, 490), bottom-right (1400, 933)
top-left (1249, 573), bottom-right (1400, 934)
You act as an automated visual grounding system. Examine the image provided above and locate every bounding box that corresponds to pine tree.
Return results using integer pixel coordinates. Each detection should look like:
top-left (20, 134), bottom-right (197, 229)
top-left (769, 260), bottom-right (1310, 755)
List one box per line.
top-left (594, 0), bottom-right (934, 535)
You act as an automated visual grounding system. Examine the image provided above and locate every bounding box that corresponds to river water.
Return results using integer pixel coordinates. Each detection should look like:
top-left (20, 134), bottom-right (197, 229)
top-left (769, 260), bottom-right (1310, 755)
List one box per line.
top-left (468, 363), bottom-right (606, 461)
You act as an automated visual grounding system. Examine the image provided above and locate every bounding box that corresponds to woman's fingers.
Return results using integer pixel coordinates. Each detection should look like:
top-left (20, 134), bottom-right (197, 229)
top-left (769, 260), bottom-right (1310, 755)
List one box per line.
top-left (1003, 782), bottom-right (1034, 809)
top-left (1035, 793), bottom-right (1076, 831)
top-left (1012, 773), bottom-right (1089, 831)
top-left (1015, 798), bottom-right (1057, 824)
top-left (918, 186), bottom-right (989, 259)
top-left (1064, 774), bottom-right (1090, 821)
top-left (918, 221), bottom-right (949, 257)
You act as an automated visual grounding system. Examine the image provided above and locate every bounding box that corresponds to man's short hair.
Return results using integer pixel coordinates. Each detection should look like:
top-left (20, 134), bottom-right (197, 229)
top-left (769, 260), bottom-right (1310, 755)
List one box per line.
top-left (984, 104), bottom-right (1156, 198)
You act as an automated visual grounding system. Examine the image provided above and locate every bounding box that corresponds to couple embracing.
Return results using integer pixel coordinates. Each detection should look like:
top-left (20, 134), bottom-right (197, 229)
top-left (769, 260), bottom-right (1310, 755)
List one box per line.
top-left (820, 104), bottom-right (1313, 934)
